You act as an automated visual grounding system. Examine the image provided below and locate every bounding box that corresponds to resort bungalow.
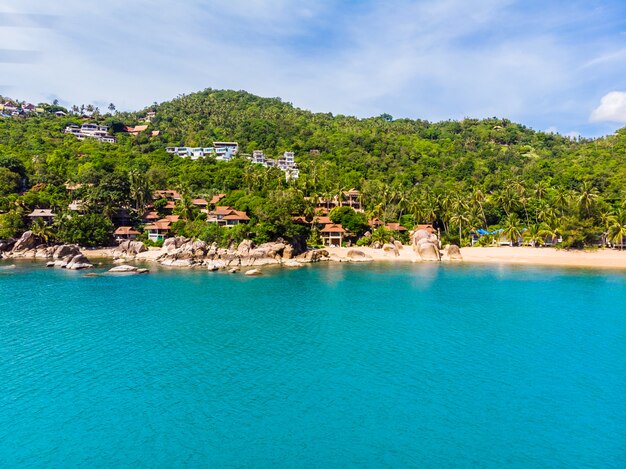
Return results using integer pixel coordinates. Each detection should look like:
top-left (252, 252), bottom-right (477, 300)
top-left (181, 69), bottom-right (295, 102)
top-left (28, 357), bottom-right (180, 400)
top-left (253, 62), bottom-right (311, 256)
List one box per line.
top-left (342, 189), bottom-right (362, 211)
top-left (192, 198), bottom-right (208, 210)
top-left (368, 218), bottom-right (384, 229)
top-left (206, 206), bottom-right (250, 227)
top-left (144, 220), bottom-right (171, 242)
top-left (28, 209), bottom-right (56, 224)
top-left (114, 226), bottom-right (140, 241)
top-left (153, 190), bottom-right (181, 201)
top-left (222, 211), bottom-right (250, 227)
top-left (385, 223), bottom-right (407, 233)
top-left (313, 216), bottom-right (332, 230)
top-left (142, 211), bottom-right (160, 223)
top-left (321, 224), bottom-right (346, 247)
top-left (124, 124), bottom-right (148, 136)
top-left (209, 193), bottom-right (226, 206)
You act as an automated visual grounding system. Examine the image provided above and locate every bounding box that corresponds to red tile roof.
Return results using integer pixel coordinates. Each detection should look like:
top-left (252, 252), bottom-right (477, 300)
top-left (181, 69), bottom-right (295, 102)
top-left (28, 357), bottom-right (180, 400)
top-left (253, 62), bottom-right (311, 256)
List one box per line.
top-left (320, 223), bottom-right (346, 233)
top-left (223, 211), bottom-right (250, 221)
top-left (210, 194), bottom-right (226, 204)
top-left (114, 226), bottom-right (140, 235)
top-left (145, 220), bottom-right (171, 230)
top-left (314, 216), bottom-right (332, 225)
top-left (385, 223), bottom-right (407, 232)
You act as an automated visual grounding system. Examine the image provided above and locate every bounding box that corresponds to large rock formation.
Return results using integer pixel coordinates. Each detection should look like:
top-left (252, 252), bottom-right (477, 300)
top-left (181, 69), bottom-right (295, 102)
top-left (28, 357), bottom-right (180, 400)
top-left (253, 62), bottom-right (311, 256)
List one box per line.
top-left (383, 243), bottom-right (399, 257)
top-left (412, 229), bottom-right (441, 261)
top-left (416, 240), bottom-right (441, 261)
top-left (112, 240), bottom-right (147, 259)
top-left (346, 249), bottom-right (373, 262)
top-left (442, 244), bottom-right (463, 261)
top-left (12, 231), bottom-right (39, 252)
top-left (295, 249), bottom-right (330, 263)
top-left (2, 237), bottom-right (94, 269)
top-left (153, 237), bottom-right (304, 269)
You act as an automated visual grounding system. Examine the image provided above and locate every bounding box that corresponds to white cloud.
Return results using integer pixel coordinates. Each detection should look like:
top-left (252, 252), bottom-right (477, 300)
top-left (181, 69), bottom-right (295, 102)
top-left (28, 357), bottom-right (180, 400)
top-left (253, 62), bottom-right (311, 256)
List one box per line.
top-left (2, 0), bottom-right (626, 136)
top-left (589, 91), bottom-right (626, 123)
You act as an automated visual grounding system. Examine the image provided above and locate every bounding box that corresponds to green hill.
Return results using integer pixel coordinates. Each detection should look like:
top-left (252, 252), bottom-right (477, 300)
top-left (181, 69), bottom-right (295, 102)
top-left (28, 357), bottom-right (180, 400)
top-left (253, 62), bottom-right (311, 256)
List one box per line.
top-left (1, 88), bottom-right (625, 248)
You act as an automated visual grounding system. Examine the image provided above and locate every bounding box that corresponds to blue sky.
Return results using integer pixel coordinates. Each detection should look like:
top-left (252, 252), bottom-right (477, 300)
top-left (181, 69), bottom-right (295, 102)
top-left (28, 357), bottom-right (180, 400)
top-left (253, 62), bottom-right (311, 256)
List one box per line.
top-left (2, 0), bottom-right (626, 137)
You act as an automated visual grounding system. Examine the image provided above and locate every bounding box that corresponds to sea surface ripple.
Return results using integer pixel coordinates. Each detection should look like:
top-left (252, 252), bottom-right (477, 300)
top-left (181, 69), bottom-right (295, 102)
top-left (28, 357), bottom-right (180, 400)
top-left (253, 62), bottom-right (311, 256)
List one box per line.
top-left (1, 262), bottom-right (625, 467)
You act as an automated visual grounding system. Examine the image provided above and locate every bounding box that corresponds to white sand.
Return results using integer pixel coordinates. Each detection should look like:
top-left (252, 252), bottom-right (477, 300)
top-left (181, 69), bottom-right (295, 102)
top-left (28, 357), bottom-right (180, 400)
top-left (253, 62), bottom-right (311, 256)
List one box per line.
top-left (461, 246), bottom-right (626, 270)
top-left (80, 244), bottom-right (626, 270)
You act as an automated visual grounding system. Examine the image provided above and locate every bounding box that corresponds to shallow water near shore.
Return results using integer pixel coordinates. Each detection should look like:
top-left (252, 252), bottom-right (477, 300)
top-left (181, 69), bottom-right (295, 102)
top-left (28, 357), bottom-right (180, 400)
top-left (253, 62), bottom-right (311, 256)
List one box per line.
top-left (1, 262), bottom-right (625, 467)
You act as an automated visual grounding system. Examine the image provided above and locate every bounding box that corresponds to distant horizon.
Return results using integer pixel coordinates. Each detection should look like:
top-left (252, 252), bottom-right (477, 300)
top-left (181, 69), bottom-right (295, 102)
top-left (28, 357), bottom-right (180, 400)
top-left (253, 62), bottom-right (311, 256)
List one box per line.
top-left (3, 1), bottom-right (626, 138)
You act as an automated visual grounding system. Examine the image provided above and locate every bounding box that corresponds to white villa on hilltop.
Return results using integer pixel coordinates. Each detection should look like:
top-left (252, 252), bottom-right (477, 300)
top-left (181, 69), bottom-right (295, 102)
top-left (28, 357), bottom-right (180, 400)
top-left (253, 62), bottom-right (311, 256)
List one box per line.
top-left (64, 123), bottom-right (116, 143)
top-left (166, 142), bottom-right (238, 161)
top-left (250, 150), bottom-right (299, 180)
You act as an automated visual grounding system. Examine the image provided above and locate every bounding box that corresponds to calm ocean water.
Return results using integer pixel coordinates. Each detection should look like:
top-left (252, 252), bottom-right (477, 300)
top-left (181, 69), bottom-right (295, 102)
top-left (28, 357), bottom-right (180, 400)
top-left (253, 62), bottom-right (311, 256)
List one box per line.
top-left (0, 261), bottom-right (625, 468)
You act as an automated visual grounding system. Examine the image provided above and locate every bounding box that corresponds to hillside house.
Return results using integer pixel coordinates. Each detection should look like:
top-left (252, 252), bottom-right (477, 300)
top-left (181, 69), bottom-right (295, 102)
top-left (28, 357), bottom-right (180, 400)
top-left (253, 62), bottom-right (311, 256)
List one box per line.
top-left (320, 224), bottom-right (346, 247)
top-left (64, 123), bottom-right (116, 143)
top-left (206, 206), bottom-right (250, 227)
top-left (342, 189), bottom-right (362, 210)
top-left (28, 209), bottom-right (56, 224)
top-left (144, 220), bottom-right (171, 242)
top-left (153, 190), bottom-right (181, 201)
top-left (385, 223), bottom-right (407, 233)
top-left (114, 226), bottom-right (140, 240)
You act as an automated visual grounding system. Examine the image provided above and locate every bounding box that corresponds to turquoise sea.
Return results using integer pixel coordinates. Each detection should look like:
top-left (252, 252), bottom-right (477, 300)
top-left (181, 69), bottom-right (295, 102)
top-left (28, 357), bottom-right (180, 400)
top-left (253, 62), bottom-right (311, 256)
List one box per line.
top-left (0, 261), bottom-right (625, 467)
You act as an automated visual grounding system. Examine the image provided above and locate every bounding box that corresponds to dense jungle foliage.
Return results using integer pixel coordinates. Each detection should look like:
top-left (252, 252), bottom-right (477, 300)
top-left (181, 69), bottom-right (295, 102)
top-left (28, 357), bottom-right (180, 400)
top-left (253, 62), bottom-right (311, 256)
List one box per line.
top-left (1, 89), bottom-right (626, 248)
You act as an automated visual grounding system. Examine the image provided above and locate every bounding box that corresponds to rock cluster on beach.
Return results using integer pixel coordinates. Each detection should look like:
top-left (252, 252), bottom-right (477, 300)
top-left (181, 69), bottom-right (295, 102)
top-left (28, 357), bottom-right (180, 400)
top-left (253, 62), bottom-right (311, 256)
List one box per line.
top-left (411, 228), bottom-right (462, 262)
top-left (147, 237), bottom-right (325, 270)
top-left (0, 231), bottom-right (94, 270)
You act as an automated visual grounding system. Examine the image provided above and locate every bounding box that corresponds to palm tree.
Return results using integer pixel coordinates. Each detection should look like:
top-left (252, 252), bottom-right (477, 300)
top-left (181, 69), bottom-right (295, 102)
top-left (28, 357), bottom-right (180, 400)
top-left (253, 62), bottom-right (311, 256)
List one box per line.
top-left (471, 188), bottom-right (487, 226)
top-left (176, 196), bottom-right (195, 221)
top-left (552, 186), bottom-right (571, 217)
top-left (449, 197), bottom-right (470, 245)
top-left (577, 181), bottom-right (599, 218)
top-left (523, 223), bottom-right (549, 247)
top-left (502, 213), bottom-right (522, 246)
top-left (31, 218), bottom-right (54, 244)
top-left (129, 170), bottom-right (152, 215)
top-left (608, 209), bottom-right (626, 249)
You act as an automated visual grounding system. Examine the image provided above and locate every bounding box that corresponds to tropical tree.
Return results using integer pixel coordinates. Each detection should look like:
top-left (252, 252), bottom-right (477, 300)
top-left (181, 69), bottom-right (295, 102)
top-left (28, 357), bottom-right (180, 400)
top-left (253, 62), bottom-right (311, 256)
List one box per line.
top-left (523, 223), bottom-right (549, 247)
top-left (502, 213), bottom-right (523, 246)
top-left (577, 181), bottom-right (599, 218)
top-left (129, 170), bottom-right (152, 215)
top-left (608, 209), bottom-right (626, 249)
top-left (30, 218), bottom-right (55, 244)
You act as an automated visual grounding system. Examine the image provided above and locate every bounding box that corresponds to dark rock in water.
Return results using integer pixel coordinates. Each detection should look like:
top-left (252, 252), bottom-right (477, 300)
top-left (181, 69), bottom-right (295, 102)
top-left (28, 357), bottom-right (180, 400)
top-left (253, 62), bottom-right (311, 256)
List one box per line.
top-left (53, 244), bottom-right (81, 260)
top-left (66, 254), bottom-right (93, 270)
top-left (108, 264), bottom-right (149, 274)
top-left (84, 273), bottom-right (101, 277)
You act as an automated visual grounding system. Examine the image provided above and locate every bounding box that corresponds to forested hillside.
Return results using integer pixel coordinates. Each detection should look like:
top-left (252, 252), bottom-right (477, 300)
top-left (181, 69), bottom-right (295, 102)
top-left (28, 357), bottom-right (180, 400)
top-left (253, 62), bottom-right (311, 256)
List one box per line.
top-left (1, 88), bottom-right (626, 248)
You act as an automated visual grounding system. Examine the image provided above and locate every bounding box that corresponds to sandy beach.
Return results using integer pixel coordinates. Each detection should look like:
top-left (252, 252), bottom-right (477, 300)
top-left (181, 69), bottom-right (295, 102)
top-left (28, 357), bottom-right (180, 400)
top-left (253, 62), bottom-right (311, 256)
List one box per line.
top-left (460, 246), bottom-right (626, 270)
top-left (79, 244), bottom-right (626, 270)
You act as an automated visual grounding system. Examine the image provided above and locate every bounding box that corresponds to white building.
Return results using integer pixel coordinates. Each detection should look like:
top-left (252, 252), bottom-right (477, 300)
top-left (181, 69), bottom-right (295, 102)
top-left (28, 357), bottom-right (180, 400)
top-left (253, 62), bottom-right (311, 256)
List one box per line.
top-left (64, 123), bottom-right (116, 143)
top-left (166, 143), bottom-right (238, 161)
top-left (250, 150), bottom-right (299, 180)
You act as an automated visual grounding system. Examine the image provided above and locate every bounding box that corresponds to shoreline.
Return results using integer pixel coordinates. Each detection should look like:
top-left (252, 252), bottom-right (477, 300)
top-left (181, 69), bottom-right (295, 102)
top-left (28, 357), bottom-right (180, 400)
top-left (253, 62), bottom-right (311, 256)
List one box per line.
top-left (79, 245), bottom-right (626, 271)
